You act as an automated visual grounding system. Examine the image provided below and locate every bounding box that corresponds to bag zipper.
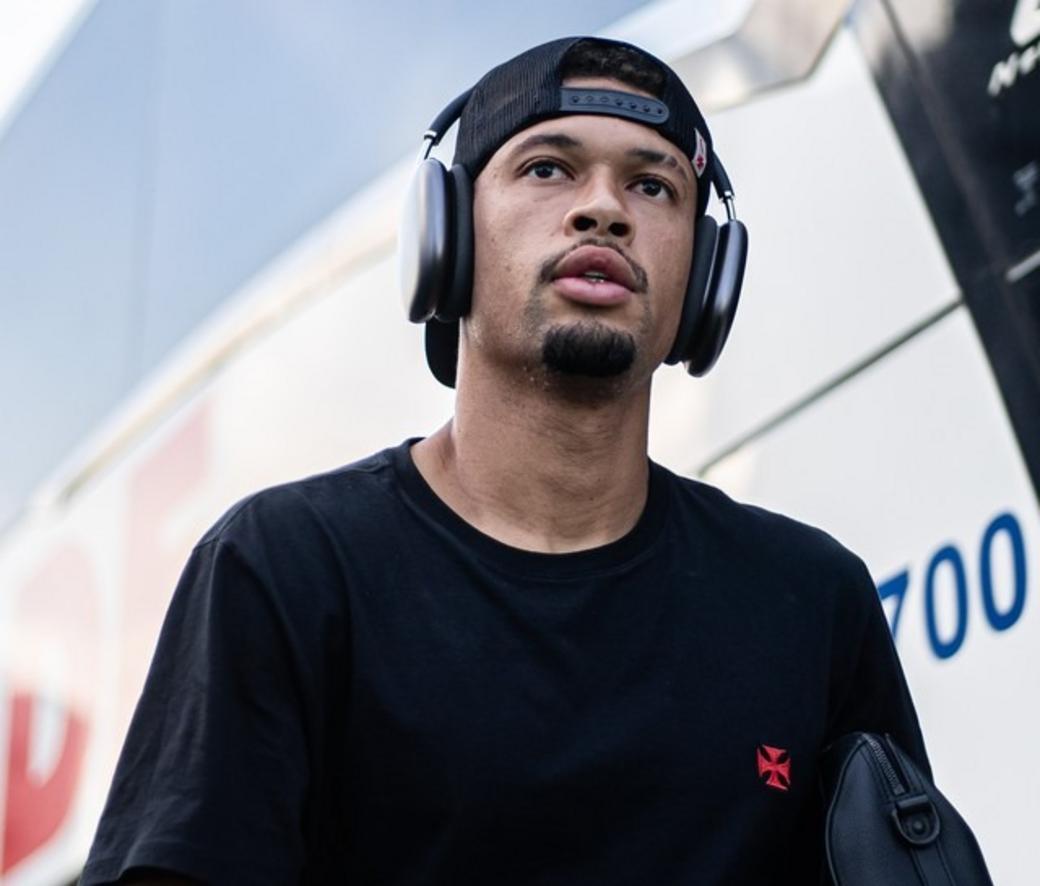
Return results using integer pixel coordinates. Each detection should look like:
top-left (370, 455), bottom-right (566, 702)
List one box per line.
top-left (863, 733), bottom-right (906, 797)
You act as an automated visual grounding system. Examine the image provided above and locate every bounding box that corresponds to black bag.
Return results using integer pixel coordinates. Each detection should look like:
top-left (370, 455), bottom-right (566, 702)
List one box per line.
top-left (819, 733), bottom-right (993, 885)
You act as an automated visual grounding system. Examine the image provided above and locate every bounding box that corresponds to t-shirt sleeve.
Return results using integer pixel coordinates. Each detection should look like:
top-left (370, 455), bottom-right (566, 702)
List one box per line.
top-left (81, 535), bottom-right (314, 886)
top-left (825, 555), bottom-right (931, 777)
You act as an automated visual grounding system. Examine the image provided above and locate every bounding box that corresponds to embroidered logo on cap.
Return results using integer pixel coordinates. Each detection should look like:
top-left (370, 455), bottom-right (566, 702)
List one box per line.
top-left (693, 129), bottom-right (707, 178)
top-left (757, 744), bottom-right (791, 792)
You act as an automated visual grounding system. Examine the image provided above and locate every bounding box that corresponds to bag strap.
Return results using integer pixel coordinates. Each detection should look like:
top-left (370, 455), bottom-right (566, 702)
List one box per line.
top-left (891, 763), bottom-right (956, 885)
top-left (911, 842), bottom-right (957, 885)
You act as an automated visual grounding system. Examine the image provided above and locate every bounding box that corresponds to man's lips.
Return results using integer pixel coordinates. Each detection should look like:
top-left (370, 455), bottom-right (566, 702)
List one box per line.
top-left (552, 276), bottom-right (632, 305)
top-left (550, 246), bottom-right (639, 306)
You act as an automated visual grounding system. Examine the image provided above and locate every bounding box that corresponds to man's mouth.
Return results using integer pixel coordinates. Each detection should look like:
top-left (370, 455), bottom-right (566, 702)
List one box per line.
top-left (550, 246), bottom-right (640, 306)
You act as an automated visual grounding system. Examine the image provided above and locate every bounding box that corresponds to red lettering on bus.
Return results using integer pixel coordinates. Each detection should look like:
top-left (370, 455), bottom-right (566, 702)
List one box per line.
top-left (2, 694), bottom-right (88, 874)
top-left (3, 543), bottom-right (97, 874)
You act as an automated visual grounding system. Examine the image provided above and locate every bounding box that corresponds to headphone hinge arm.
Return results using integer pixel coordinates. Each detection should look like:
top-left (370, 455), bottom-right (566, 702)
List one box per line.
top-left (711, 158), bottom-right (738, 221)
top-left (722, 192), bottom-right (737, 222)
top-left (419, 133), bottom-right (438, 162)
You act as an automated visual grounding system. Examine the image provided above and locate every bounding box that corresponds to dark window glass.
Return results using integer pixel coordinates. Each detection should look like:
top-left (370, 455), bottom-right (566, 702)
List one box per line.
top-left (854, 0), bottom-right (1040, 496)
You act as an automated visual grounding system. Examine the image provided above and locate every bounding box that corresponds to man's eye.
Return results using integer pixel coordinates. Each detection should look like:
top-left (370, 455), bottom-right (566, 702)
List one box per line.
top-left (635, 177), bottom-right (672, 199)
top-left (524, 161), bottom-right (565, 180)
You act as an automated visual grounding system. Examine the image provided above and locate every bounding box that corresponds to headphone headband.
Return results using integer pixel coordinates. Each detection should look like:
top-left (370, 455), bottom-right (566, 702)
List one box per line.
top-left (423, 89), bottom-right (472, 156)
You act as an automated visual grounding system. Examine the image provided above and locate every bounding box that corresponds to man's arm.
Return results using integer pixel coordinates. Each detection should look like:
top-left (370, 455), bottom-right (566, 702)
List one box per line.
top-left (826, 555), bottom-right (930, 773)
top-left (81, 531), bottom-right (317, 885)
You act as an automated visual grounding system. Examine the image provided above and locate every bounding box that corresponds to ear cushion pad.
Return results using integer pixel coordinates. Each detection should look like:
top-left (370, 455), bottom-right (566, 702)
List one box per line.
top-left (437, 164), bottom-right (474, 321)
top-left (684, 218), bottom-right (748, 376)
top-left (425, 316), bottom-right (460, 388)
top-left (401, 159), bottom-right (453, 323)
top-left (665, 215), bottom-right (718, 365)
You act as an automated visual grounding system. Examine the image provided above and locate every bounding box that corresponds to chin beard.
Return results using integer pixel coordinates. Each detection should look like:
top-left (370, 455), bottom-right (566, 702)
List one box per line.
top-left (541, 322), bottom-right (636, 378)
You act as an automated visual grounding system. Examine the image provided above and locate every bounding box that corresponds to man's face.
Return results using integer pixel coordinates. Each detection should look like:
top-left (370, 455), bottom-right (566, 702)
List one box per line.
top-left (464, 78), bottom-right (697, 394)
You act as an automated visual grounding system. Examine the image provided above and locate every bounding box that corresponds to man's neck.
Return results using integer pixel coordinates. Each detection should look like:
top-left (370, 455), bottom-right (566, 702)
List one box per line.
top-left (411, 366), bottom-right (652, 554)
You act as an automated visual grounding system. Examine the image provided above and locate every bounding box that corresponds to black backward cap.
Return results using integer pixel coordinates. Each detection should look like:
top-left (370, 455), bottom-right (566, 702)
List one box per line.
top-left (452, 36), bottom-right (715, 216)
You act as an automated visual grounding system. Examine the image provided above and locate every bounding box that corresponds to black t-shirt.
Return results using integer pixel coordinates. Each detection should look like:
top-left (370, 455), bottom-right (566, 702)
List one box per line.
top-left (82, 440), bottom-right (928, 885)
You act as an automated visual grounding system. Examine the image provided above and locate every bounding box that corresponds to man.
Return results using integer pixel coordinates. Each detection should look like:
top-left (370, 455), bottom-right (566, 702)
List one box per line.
top-left (83, 36), bottom-right (928, 885)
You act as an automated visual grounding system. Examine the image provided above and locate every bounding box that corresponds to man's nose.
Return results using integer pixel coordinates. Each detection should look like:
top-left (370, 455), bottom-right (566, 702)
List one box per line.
top-left (563, 176), bottom-right (633, 241)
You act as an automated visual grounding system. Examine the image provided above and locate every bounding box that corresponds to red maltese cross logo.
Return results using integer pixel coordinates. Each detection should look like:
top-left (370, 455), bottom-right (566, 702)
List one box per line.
top-left (757, 744), bottom-right (791, 792)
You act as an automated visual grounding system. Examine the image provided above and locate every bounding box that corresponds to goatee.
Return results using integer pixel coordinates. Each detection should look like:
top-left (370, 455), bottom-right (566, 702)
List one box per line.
top-left (542, 322), bottom-right (636, 378)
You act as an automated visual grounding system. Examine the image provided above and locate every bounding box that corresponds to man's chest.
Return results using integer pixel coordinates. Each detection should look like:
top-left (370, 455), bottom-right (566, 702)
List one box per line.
top-left (342, 561), bottom-right (831, 832)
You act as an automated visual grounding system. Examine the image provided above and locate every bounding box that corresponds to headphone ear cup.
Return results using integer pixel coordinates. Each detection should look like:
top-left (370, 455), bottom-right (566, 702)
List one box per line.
top-left (683, 218), bottom-right (748, 376)
top-left (436, 164), bottom-right (474, 321)
top-left (399, 158), bottom-right (454, 323)
top-left (419, 164), bottom-right (472, 389)
top-left (665, 215), bottom-right (718, 365)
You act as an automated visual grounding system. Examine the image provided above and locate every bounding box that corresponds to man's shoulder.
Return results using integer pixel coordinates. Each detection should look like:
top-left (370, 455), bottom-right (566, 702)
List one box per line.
top-left (665, 469), bottom-right (870, 582)
top-left (199, 441), bottom-right (409, 552)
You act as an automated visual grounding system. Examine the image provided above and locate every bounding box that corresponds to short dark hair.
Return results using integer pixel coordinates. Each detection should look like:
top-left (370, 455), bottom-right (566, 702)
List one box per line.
top-left (559, 38), bottom-right (666, 96)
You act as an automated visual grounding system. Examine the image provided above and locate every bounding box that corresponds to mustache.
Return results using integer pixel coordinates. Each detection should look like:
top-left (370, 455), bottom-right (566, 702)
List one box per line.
top-left (537, 239), bottom-right (649, 294)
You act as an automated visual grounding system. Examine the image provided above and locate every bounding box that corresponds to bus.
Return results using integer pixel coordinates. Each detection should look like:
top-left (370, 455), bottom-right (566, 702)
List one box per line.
top-left (0, 0), bottom-right (1036, 881)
